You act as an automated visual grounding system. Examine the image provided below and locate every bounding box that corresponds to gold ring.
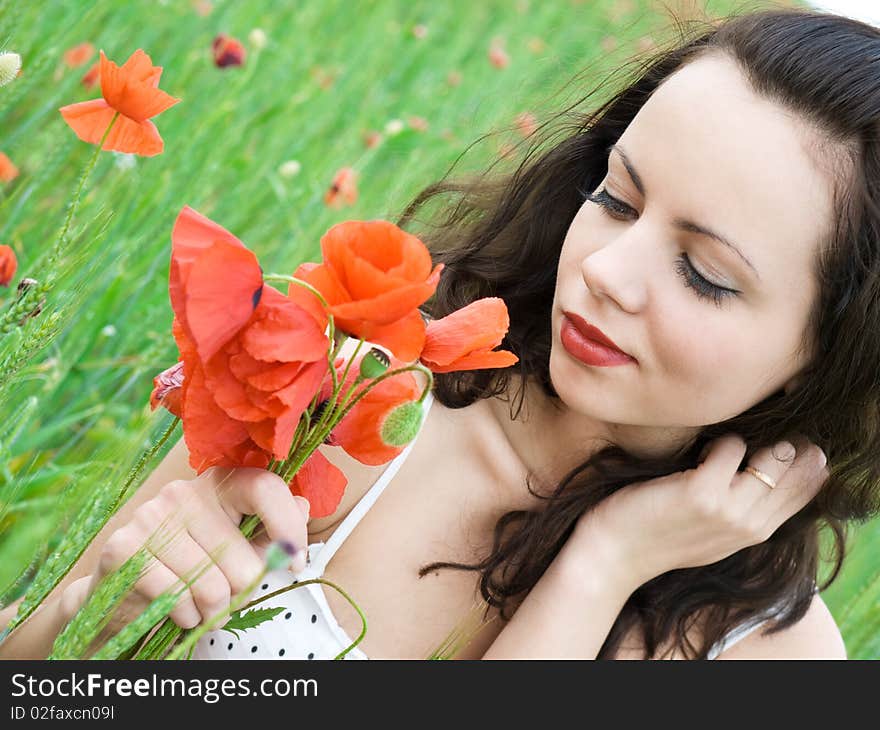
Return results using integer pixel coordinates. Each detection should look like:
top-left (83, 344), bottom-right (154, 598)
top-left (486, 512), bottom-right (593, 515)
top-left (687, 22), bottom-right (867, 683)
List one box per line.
top-left (743, 465), bottom-right (777, 490)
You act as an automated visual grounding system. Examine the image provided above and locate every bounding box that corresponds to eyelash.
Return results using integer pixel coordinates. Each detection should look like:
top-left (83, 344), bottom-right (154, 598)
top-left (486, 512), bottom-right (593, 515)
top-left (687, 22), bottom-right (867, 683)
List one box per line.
top-left (583, 187), bottom-right (738, 309)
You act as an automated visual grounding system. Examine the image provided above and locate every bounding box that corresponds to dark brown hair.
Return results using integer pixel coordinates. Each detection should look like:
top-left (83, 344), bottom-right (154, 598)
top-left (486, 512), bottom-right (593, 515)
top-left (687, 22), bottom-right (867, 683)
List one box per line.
top-left (396, 6), bottom-right (880, 658)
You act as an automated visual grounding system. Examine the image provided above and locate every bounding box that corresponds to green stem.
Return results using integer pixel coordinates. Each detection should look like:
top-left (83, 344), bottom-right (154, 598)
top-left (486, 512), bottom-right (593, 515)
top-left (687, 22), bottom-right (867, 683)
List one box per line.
top-left (51, 112), bottom-right (120, 270)
top-left (235, 577), bottom-right (367, 660)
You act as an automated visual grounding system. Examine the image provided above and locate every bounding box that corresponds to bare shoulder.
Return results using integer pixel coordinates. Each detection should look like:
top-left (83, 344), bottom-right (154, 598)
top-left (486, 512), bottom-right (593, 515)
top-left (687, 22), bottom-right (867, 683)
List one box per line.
top-left (306, 443), bottom-right (387, 540)
top-left (714, 592), bottom-right (847, 660)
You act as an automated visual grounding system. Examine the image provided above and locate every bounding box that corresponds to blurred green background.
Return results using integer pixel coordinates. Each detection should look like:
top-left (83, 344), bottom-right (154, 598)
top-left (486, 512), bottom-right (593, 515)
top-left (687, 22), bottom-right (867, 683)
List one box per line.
top-left (3, 0), bottom-right (877, 658)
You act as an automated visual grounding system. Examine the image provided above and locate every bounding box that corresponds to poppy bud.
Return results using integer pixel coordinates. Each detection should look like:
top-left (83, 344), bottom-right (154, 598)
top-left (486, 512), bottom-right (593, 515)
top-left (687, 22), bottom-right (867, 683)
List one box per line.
top-left (380, 400), bottom-right (423, 447)
top-left (0, 52), bottom-right (21, 87)
top-left (360, 348), bottom-right (390, 378)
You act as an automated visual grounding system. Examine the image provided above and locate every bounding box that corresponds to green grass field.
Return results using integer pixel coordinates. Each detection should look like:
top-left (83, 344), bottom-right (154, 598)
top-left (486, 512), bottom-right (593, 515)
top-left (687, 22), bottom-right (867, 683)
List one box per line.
top-left (2, 0), bottom-right (877, 659)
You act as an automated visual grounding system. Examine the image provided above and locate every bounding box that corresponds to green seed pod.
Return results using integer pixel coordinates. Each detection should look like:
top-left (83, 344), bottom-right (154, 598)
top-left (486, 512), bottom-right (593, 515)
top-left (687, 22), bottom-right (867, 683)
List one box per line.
top-left (380, 401), bottom-right (423, 447)
top-left (360, 347), bottom-right (390, 378)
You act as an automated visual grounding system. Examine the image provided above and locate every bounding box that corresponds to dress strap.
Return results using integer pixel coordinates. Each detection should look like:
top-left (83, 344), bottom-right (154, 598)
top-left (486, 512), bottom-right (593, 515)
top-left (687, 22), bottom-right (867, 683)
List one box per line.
top-left (309, 390), bottom-right (435, 575)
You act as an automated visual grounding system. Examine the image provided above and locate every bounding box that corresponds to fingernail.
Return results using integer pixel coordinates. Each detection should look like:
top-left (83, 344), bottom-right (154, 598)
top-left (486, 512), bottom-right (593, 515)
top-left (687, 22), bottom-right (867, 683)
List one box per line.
top-left (288, 546), bottom-right (308, 574)
top-left (774, 441), bottom-right (796, 462)
top-left (293, 496), bottom-right (310, 518)
top-left (818, 448), bottom-right (827, 468)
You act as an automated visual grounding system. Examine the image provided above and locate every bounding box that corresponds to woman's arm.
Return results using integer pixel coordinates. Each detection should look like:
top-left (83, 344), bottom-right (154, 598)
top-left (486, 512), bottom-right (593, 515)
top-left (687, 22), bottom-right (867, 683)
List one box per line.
top-left (480, 523), bottom-right (639, 659)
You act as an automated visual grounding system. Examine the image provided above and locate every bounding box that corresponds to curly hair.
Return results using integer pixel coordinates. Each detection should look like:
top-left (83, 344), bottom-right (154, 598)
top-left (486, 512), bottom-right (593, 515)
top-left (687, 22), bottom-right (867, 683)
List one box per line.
top-left (394, 6), bottom-right (880, 658)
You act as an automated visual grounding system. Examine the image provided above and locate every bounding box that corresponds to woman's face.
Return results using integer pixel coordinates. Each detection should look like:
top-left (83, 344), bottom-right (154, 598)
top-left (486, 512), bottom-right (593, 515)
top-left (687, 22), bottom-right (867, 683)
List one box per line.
top-left (550, 53), bottom-right (839, 441)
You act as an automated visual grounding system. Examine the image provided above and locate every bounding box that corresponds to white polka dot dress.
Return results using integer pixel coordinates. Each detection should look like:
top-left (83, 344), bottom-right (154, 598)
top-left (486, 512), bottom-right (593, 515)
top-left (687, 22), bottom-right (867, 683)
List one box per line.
top-left (191, 392), bottom-right (435, 660)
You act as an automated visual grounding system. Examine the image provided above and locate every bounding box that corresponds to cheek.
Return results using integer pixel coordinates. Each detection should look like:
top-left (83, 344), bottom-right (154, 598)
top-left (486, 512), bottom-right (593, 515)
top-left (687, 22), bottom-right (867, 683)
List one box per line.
top-left (651, 307), bottom-right (752, 387)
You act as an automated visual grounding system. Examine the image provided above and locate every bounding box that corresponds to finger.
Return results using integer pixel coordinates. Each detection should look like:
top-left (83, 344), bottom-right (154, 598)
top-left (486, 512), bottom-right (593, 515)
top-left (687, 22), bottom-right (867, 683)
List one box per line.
top-left (764, 440), bottom-right (828, 525)
top-left (96, 524), bottom-right (202, 629)
top-left (696, 433), bottom-right (749, 499)
top-left (213, 467), bottom-right (310, 555)
top-left (731, 439), bottom-right (798, 502)
top-left (148, 528), bottom-right (232, 626)
top-left (180, 502), bottom-right (267, 597)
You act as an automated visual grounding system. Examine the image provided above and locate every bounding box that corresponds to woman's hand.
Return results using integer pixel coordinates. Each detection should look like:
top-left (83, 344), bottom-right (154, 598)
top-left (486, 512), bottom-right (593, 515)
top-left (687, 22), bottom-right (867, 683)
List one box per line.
top-left (573, 434), bottom-right (829, 590)
top-left (60, 466), bottom-right (311, 635)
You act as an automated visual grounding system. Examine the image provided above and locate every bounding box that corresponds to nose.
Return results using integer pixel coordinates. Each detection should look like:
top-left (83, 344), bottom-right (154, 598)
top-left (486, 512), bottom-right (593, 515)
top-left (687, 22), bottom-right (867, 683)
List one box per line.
top-left (579, 229), bottom-right (648, 313)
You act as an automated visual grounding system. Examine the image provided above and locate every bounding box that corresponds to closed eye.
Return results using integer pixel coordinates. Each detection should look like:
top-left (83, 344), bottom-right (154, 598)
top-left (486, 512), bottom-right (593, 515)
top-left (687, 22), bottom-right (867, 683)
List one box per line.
top-left (583, 186), bottom-right (740, 309)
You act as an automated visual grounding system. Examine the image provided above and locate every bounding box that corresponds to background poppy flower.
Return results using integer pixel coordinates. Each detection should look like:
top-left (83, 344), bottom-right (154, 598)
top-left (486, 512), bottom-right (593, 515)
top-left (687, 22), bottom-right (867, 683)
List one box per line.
top-left (212, 34), bottom-right (245, 68)
top-left (0, 245), bottom-right (17, 286)
top-left (0, 152), bottom-right (19, 182)
top-left (324, 166), bottom-right (358, 208)
top-left (63, 42), bottom-right (94, 69)
top-left (289, 220), bottom-right (444, 361)
top-left (59, 49), bottom-right (180, 157)
top-left (420, 297), bottom-right (519, 373)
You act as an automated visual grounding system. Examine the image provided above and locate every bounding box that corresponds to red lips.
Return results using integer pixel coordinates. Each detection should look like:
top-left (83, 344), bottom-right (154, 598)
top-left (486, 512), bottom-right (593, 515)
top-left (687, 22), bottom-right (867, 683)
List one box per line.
top-left (563, 311), bottom-right (634, 359)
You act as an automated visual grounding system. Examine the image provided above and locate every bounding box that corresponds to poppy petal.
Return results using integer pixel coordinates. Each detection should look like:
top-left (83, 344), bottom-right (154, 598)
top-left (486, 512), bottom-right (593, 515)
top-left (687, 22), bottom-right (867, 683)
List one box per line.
top-left (245, 404), bottom-right (302, 460)
top-left (170, 206), bottom-right (249, 322)
top-left (290, 261), bottom-right (350, 310)
top-left (288, 448), bottom-right (348, 519)
top-left (202, 348), bottom-right (272, 422)
top-left (328, 263), bottom-right (442, 324)
top-left (241, 285), bottom-right (329, 363)
top-left (340, 308), bottom-right (426, 362)
top-left (184, 240), bottom-right (263, 362)
top-left (245, 361), bottom-right (305, 391)
top-left (59, 99), bottom-right (116, 145)
top-left (420, 297), bottom-right (511, 365)
top-left (182, 362), bottom-right (253, 472)
top-left (423, 348), bottom-right (519, 373)
top-left (284, 263), bottom-right (329, 330)
top-left (100, 49), bottom-right (180, 122)
top-left (102, 115), bottom-right (164, 156)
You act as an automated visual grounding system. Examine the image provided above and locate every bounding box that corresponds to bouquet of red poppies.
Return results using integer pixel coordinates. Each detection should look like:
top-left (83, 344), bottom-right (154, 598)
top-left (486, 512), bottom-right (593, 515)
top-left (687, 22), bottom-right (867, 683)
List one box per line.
top-left (141, 206), bottom-right (518, 658)
top-left (151, 205), bottom-right (518, 517)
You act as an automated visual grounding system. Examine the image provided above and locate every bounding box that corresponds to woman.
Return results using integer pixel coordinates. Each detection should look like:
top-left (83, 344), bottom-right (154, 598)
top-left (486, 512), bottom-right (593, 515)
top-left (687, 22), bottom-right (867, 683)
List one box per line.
top-left (1, 6), bottom-right (874, 659)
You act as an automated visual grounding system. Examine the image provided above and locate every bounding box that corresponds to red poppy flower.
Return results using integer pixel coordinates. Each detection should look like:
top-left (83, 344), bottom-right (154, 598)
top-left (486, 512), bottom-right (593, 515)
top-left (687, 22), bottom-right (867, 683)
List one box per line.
top-left (420, 297), bottom-right (518, 373)
top-left (324, 167), bottom-right (358, 208)
top-left (59, 49), bottom-right (181, 157)
top-left (212, 34), bottom-right (245, 68)
top-left (63, 43), bottom-right (94, 69)
top-left (169, 206), bottom-right (331, 471)
top-left (0, 152), bottom-right (19, 182)
top-left (0, 245), bottom-right (17, 287)
top-left (289, 220), bottom-right (444, 361)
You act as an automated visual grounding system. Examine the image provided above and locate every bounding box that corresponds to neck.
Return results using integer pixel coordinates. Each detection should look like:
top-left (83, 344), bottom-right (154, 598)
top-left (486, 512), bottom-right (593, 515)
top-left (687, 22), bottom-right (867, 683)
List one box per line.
top-left (485, 372), bottom-right (701, 486)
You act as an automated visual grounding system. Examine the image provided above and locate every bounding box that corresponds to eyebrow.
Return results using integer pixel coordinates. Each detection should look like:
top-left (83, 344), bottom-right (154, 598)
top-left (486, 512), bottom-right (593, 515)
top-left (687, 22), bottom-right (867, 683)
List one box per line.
top-left (607, 143), bottom-right (761, 283)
